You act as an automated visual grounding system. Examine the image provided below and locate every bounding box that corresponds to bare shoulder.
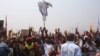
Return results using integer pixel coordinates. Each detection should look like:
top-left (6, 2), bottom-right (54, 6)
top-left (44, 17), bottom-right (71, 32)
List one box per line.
top-left (95, 52), bottom-right (100, 56)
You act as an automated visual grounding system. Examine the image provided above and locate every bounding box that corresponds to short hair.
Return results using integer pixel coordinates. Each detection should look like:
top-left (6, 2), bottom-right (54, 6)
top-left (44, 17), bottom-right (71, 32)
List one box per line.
top-left (0, 35), bottom-right (5, 42)
top-left (67, 33), bottom-right (75, 41)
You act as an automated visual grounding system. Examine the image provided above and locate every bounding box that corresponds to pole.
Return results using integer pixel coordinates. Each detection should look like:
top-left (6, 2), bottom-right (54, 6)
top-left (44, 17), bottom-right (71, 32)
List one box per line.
top-left (43, 20), bottom-right (45, 27)
top-left (5, 15), bottom-right (7, 38)
top-left (43, 16), bottom-right (46, 27)
top-left (98, 16), bottom-right (100, 31)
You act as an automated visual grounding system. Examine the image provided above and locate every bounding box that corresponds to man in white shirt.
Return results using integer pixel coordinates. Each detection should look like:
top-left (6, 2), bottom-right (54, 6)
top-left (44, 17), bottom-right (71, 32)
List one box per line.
top-left (61, 33), bottom-right (82, 56)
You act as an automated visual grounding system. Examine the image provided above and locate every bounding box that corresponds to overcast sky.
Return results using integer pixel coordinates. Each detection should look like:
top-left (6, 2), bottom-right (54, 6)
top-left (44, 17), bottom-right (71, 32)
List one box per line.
top-left (0, 0), bottom-right (100, 33)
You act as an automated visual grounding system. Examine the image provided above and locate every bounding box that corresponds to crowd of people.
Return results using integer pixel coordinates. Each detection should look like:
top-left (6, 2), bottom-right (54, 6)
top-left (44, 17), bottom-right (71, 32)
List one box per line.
top-left (0, 27), bottom-right (100, 56)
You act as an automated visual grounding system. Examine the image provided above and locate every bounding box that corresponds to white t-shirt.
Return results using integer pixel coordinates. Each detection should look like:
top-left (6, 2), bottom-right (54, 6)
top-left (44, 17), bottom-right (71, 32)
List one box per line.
top-left (44, 43), bottom-right (54, 56)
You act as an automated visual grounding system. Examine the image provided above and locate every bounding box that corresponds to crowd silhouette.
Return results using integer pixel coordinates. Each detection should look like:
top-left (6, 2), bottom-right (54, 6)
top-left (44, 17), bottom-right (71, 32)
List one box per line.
top-left (0, 27), bottom-right (100, 56)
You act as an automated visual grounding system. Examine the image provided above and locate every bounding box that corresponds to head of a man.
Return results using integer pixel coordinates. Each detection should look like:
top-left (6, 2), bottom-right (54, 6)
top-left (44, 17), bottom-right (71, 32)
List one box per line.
top-left (0, 35), bottom-right (5, 43)
top-left (67, 33), bottom-right (75, 41)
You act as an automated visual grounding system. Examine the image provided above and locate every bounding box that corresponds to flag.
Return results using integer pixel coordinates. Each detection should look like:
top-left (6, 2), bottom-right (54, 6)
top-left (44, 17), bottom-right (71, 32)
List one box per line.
top-left (38, 1), bottom-right (52, 17)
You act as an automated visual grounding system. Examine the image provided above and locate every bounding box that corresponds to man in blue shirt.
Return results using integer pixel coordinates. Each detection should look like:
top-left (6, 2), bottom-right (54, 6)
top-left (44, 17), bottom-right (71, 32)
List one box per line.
top-left (0, 36), bottom-right (10, 56)
top-left (61, 33), bottom-right (82, 56)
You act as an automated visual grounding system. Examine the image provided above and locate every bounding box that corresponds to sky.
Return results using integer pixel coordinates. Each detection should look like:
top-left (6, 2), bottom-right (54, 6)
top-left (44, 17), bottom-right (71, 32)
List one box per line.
top-left (0, 0), bottom-right (100, 33)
